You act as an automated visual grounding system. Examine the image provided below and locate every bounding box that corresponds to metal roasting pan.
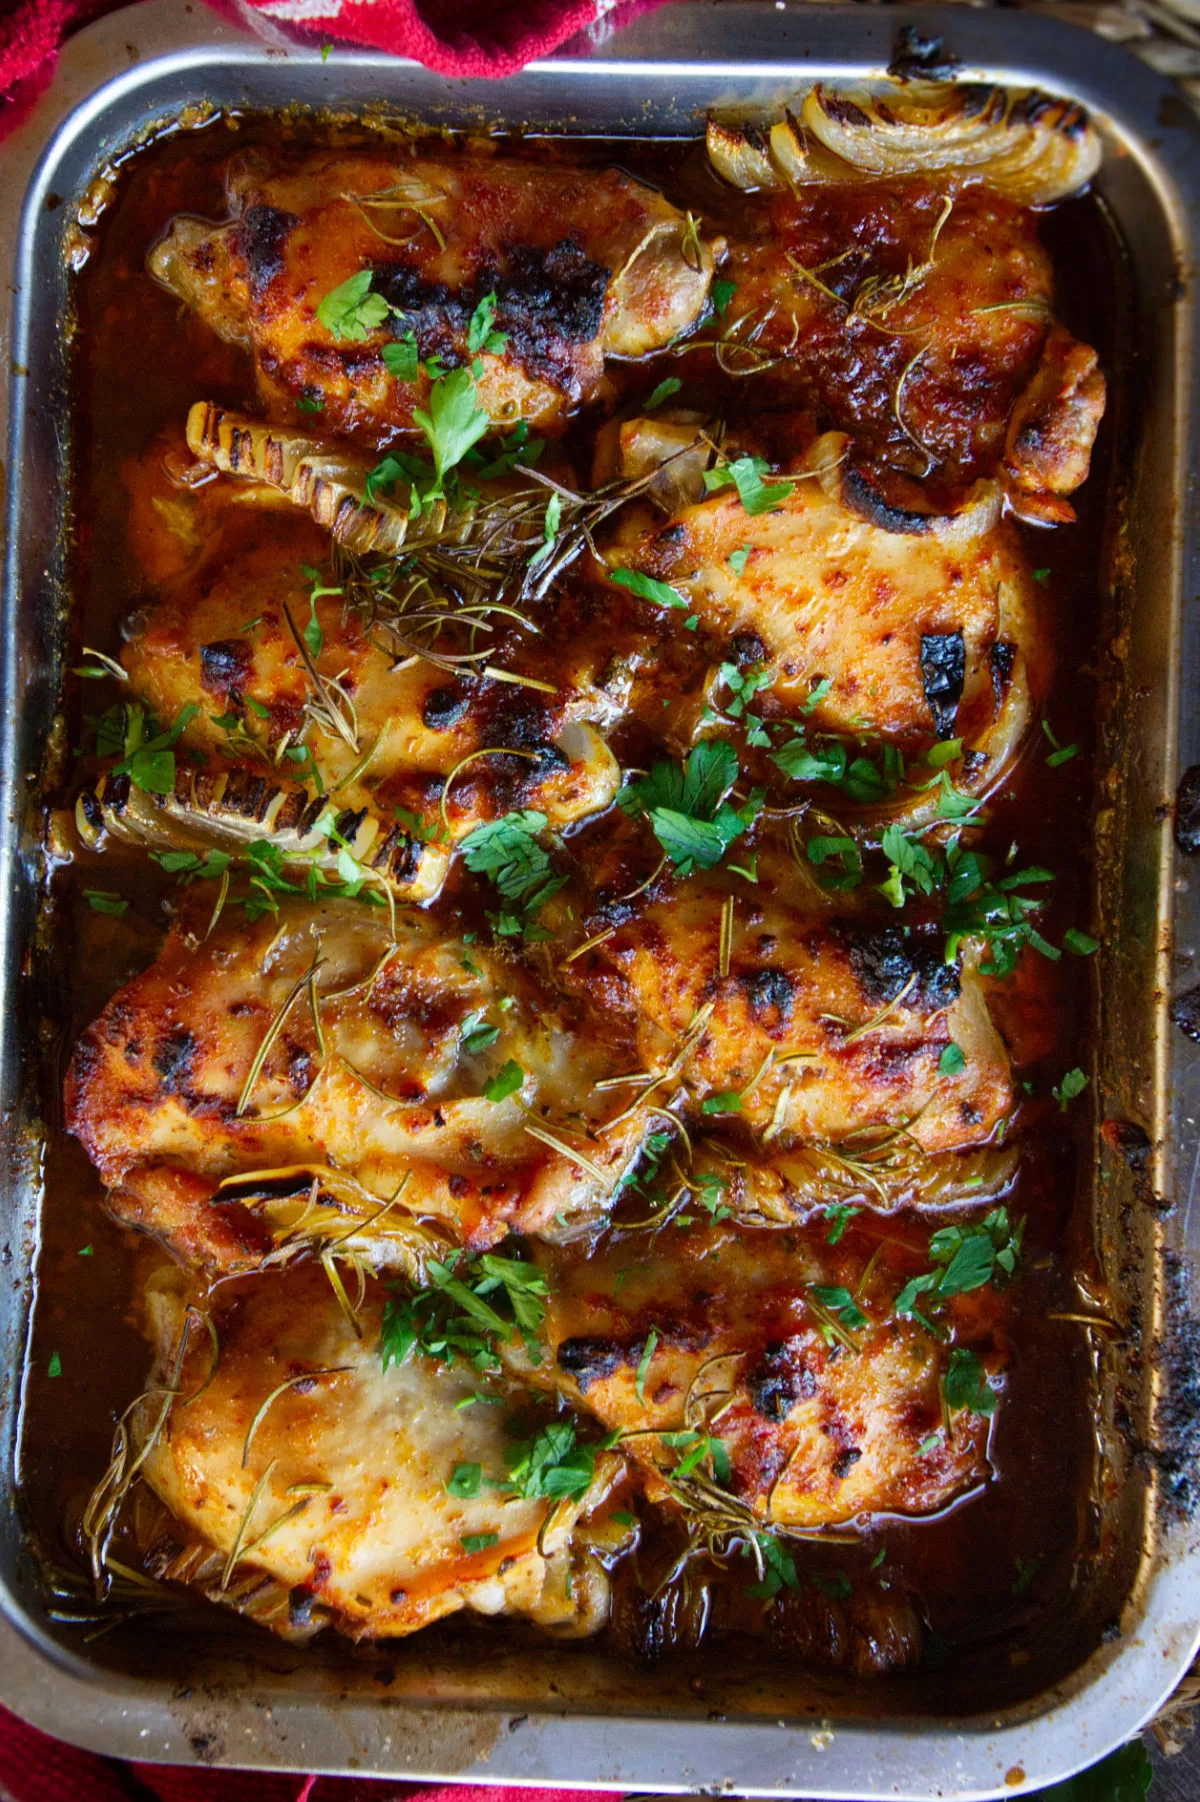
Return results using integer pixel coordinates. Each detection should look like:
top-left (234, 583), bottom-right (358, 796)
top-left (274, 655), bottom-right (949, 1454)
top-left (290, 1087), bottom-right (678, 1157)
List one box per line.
top-left (2, 1), bottom-right (1200, 1792)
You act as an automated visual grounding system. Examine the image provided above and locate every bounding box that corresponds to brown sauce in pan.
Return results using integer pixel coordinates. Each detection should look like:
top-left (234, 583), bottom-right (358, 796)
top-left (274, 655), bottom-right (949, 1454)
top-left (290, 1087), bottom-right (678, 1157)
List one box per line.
top-left (17, 113), bottom-right (1126, 1703)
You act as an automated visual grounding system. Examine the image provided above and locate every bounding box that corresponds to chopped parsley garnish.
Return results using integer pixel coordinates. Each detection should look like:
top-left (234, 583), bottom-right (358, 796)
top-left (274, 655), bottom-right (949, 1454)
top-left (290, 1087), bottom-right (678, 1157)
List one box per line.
top-left (1012, 1554), bottom-right (1042, 1596)
top-left (460, 1532), bottom-right (499, 1554)
top-left (84, 890), bottom-right (128, 916)
top-left (296, 395), bottom-right (325, 413)
top-left (460, 1012), bottom-right (500, 1056)
top-left (446, 1461), bottom-right (482, 1498)
top-left (93, 700), bottom-right (198, 796)
top-left (717, 661), bottom-right (772, 721)
top-left (608, 567), bottom-right (688, 611)
top-left (700, 1090), bottom-right (743, 1116)
top-left (380, 330), bottom-right (420, 382)
top-left (618, 739), bottom-right (763, 878)
top-left (805, 834), bottom-right (862, 892)
top-left (381, 1248), bottom-right (548, 1375)
top-left (771, 731), bottom-right (902, 804)
top-left (811, 1570), bottom-right (852, 1601)
top-left (635, 1328), bottom-right (659, 1406)
top-left (1052, 1067), bottom-right (1088, 1111)
top-left (47, 1352), bottom-right (62, 1379)
top-left (938, 1042), bottom-right (966, 1075)
top-left (703, 455), bottom-right (794, 516)
top-left (743, 1533), bottom-right (801, 1599)
top-left (643, 376), bottom-right (682, 411)
top-left (811, 1286), bottom-right (868, 1332)
top-left (504, 1418), bottom-right (620, 1501)
top-left (483, 1059), bottom-right (525, 1104)
top-left (316, 269), bottom-right (391, 342)
top-left (894, 1208), bottom-right (1023, 1327)
top-left (1064, 928), bottom-right (1100, 956)
top-left (824, 1203), bottom-right (860, 1245)
top-left (1041, 719), bottom-right (1079, 768)
top-left (728, 547), bottom-right (751, 576)
top-left (459, 809), bottom-right (566, 937)
top-left (413, 366), bottom-right (491, 497)
top-left (711, 277), bottom-right (738, 319)
top-left (942, 1346), bottom-right (997, 1417)
top-left (467, 291), bottom-right (509, 358)
top-left (878, 823), bottom-right (939, 909)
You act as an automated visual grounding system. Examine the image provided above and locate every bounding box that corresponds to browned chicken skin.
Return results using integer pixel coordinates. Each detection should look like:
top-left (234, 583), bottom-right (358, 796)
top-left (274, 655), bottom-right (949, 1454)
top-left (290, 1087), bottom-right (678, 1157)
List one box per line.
top-left (149, 151), bottom-right (714, 448)
top-left (63, 87), bottom-right (1105, 1661)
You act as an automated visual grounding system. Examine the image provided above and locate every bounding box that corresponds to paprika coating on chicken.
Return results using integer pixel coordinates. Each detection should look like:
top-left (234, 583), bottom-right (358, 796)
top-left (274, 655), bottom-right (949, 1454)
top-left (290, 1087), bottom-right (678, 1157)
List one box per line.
top-left (55, 78), bottom-right (1108, 1670)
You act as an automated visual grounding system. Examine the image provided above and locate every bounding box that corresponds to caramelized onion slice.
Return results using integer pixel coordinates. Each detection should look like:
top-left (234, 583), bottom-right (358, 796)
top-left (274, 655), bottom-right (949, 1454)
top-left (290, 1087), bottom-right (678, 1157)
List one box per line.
top-left (708, 82), bottom-right (1100, 206)
top-left (75, 762), bottom-right (450, 903)
top-left (185, 401), bottom-right (432, 557)
top-left (801, 82), bottom-right (1100, 205)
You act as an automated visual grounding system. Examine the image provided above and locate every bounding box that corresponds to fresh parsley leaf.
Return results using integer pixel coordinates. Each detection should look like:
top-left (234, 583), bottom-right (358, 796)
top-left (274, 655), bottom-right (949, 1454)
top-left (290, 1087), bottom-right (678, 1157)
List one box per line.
top-left (504, 1419), bottom-right (616, 1502)
top-left (701, 1090), bottom-right (743, 1116)
top-left (711, 277), bottom-right (737, 319)
top-left (460, 810), bottom-right (566, 931)
top-left (47, 1352), bottom-right (62, 1378)
top-left (1064, 928), bottom-right (1099, 956)
top-left (609, 566), bottom-right (688, 610)
top-left (467, 291), bottom-right (509, 357)
top-left (895, 1209), bottom-right (1023, 1320)
top-left (943, 1346), bottom-right (997, 1417)
top-left (446, 1461), bottom-right (482, 1498)
top-left (483, 1060), bottom-right (525, 1104)
top-left (644, 376), bottom-right (682, 411)
top-left (618, 740), bottom-right (761, 878)
top-left (317, 269), bottom-right (390, 342)
top-left (703, 455), bottom-right (793, 516)
top-left (460, 1013), bottom-right (501, 1056)
top-left (1012, 1554), bottom-right (1042, 1597)
top-left (382, 330), bottom-right (420, 382)
top-left (799, 676), bottom-right (832, 715)
top-left (1052, 1067), bottom-right (1088, 1111)
top-left (743, 1533), bottom-right (801, 1599)
top-left (635, 1328), bottom-right (658, 1406)
top-left (879, 823), bottom-right (939, 909)
top-left (805, 834), bottom-right (862, 892)
top-left (297, 394), bottom-right (325, 413)
top-left (824, 1203), bottom-right (860, 1246)
top-left (811, 1286), bottom-right (868, 1331)
top-left (527, 492), bottom-right (562, 574)
top-left (717, 662), bottom-right (772, 721)
top-left (460, 1532), bottom-right (499, 1554)
top-left (110, 701), bottom-right (199, 796)
top-left (811, 1570), bottom-right (852, 1601)
top-left (84, 890), bottom-right (128, 916)
top-left (728, 547), bottom-right (751, 576)
top-left (413, 367), bottom-right (491, 495)
top-left (939, 1042), bottom-right (966, 1075)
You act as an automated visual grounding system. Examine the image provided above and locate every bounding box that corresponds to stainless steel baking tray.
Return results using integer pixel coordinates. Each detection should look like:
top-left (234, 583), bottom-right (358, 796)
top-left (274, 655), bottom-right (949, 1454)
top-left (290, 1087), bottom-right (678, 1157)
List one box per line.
top-left (2, 2), bottom-right (1200, 1792)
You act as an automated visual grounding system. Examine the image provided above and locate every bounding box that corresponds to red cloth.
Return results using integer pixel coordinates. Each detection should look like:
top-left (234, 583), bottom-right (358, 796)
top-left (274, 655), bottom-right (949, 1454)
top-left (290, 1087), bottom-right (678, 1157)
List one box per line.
top-left (0, 1700), bottom-right (623, 1800)
top-left (0, 0), bottom-right (669, 113)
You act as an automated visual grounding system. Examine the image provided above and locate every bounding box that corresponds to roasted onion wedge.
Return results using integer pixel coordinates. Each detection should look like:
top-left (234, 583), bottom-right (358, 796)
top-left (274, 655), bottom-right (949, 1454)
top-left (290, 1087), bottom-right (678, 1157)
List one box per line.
top-left (708, 83), bottom-right (1100, 206)
top-left (121, 1262), bottom-right (619, 1642)
top-left (65, 899), bottom-right (650, 1272)
top-left (75, 765), bottom-right (448, 903)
